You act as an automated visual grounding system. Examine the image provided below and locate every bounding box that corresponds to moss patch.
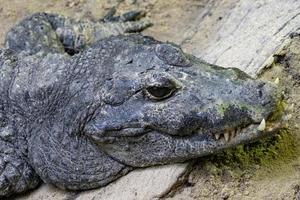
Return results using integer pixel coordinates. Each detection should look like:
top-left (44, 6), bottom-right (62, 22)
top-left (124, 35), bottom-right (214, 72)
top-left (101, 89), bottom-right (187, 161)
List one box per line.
top-left (206, 129), bottom-right (298, 176)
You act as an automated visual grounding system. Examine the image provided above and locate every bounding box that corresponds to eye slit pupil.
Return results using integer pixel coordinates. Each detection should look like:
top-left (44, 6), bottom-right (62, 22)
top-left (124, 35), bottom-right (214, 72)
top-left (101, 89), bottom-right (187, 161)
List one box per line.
top-left (147, 86), bottom-right (174, 99)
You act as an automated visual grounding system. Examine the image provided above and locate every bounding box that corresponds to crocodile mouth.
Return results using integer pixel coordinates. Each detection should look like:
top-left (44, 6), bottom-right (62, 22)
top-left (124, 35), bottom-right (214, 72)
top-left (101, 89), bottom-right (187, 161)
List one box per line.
top-left (88, 119), bottom-right (284, 168)
top-left (88, 118), bottom-right (282, 146)
top-left (205, 119), bottom-right (282, 145)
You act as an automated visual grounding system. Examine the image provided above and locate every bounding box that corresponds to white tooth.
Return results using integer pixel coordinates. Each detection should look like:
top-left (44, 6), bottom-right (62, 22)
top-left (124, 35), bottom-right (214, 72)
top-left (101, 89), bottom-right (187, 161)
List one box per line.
top-left (274, 77), bottom-right (280, 85)
top-left (258, 118), bottom-right (266, 131)
top-left (224, 132), bottom-right (230, 142)
top-left (215, 134), bottom-right (220, 140)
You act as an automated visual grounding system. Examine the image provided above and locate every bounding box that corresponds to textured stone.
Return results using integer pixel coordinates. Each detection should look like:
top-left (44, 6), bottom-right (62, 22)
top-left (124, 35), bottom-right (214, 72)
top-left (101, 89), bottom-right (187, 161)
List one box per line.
top-left (77, 164), bottom-right (188, 200)
top-left (13, 185), bottom-right (73, 200)
top-left (181, 0), bottom-right (300, 77)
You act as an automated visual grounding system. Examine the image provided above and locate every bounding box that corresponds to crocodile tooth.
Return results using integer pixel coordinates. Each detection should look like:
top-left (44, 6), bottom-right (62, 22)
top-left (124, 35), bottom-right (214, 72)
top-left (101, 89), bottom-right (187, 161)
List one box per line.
top-left (274, 77), bottom-right (280, 85)
top-left (258, 118), bottom-right (266, 131)
top-left (224, 132), bottom-right (230, 142)
top-left (215, 134), bottom-right (220, 140)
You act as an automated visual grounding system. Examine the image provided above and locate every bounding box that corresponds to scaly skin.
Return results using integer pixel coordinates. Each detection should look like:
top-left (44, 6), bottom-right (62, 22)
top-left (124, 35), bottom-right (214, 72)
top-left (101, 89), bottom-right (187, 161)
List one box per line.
top-left (0, 12), bottom-right (281, 197)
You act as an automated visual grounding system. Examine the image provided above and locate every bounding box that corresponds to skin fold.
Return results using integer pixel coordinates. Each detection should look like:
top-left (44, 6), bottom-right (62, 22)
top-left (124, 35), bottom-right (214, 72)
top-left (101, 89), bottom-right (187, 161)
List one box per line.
top-left (0, 12), bottom-right (281, 197)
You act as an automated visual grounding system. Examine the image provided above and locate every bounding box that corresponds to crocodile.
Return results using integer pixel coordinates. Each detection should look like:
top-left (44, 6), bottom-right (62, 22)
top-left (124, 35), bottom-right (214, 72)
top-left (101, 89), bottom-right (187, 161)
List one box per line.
top-left (0, 11), bottom-right (281, 197)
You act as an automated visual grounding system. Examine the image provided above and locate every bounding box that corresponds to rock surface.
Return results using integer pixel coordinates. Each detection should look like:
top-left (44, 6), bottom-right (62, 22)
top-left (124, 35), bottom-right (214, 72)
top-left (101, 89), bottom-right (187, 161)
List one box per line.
top-left (14, 164), bottom-right (188, 200)
top-left (1, 0), bottom-right (299, 199)
top-left (180, 0), bottom-right (300, 77)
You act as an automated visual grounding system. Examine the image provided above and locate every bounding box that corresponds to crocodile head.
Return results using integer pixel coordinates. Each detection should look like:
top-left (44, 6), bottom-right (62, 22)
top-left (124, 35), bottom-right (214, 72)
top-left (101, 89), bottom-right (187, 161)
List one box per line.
top-left (84, 35), bottom-right (281, 167)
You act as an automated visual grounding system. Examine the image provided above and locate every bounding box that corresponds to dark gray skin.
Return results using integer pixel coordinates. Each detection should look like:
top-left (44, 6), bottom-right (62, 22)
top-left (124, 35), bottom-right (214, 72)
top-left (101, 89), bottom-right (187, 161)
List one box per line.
top-left (0, 12), bottom-right (281, 197)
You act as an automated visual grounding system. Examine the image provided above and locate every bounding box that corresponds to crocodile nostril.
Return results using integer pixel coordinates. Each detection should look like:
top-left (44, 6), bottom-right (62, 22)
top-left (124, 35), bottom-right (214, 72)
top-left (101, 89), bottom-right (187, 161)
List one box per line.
top-left (258, 90), bottom-right (263, 98)
top-left (256, 82), bottom-right (268, 99)
top-left (257, 83), bottom-right (279, 106)
top-left (258, 82), bottom-right (266, 88)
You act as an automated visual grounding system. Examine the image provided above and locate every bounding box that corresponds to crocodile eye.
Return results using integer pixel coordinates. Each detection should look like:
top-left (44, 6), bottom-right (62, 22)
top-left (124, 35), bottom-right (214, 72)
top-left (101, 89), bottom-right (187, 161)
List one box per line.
top-left (146, 86), bottom-right (175, 100)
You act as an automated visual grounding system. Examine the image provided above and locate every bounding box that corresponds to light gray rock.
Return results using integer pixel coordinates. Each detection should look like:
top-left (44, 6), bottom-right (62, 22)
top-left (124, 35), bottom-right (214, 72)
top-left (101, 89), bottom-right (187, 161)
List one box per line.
top-left (77, 164), bottom-right (188, 200)
top-left (13, 184), bottom-right (74, 200)
top-left (181, 0), bottom-right (300, 77)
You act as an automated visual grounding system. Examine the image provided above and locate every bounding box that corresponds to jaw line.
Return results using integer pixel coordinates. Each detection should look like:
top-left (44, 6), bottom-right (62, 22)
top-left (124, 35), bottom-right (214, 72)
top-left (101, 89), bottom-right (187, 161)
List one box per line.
top-left (91, 120), bottom-right (283, 167)
top-left (160, 120), bottom-right (283, 160)
top-left (89, 120), bottom-right (282, 146)
top-left (205, 120), bottom-right (283, 151)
